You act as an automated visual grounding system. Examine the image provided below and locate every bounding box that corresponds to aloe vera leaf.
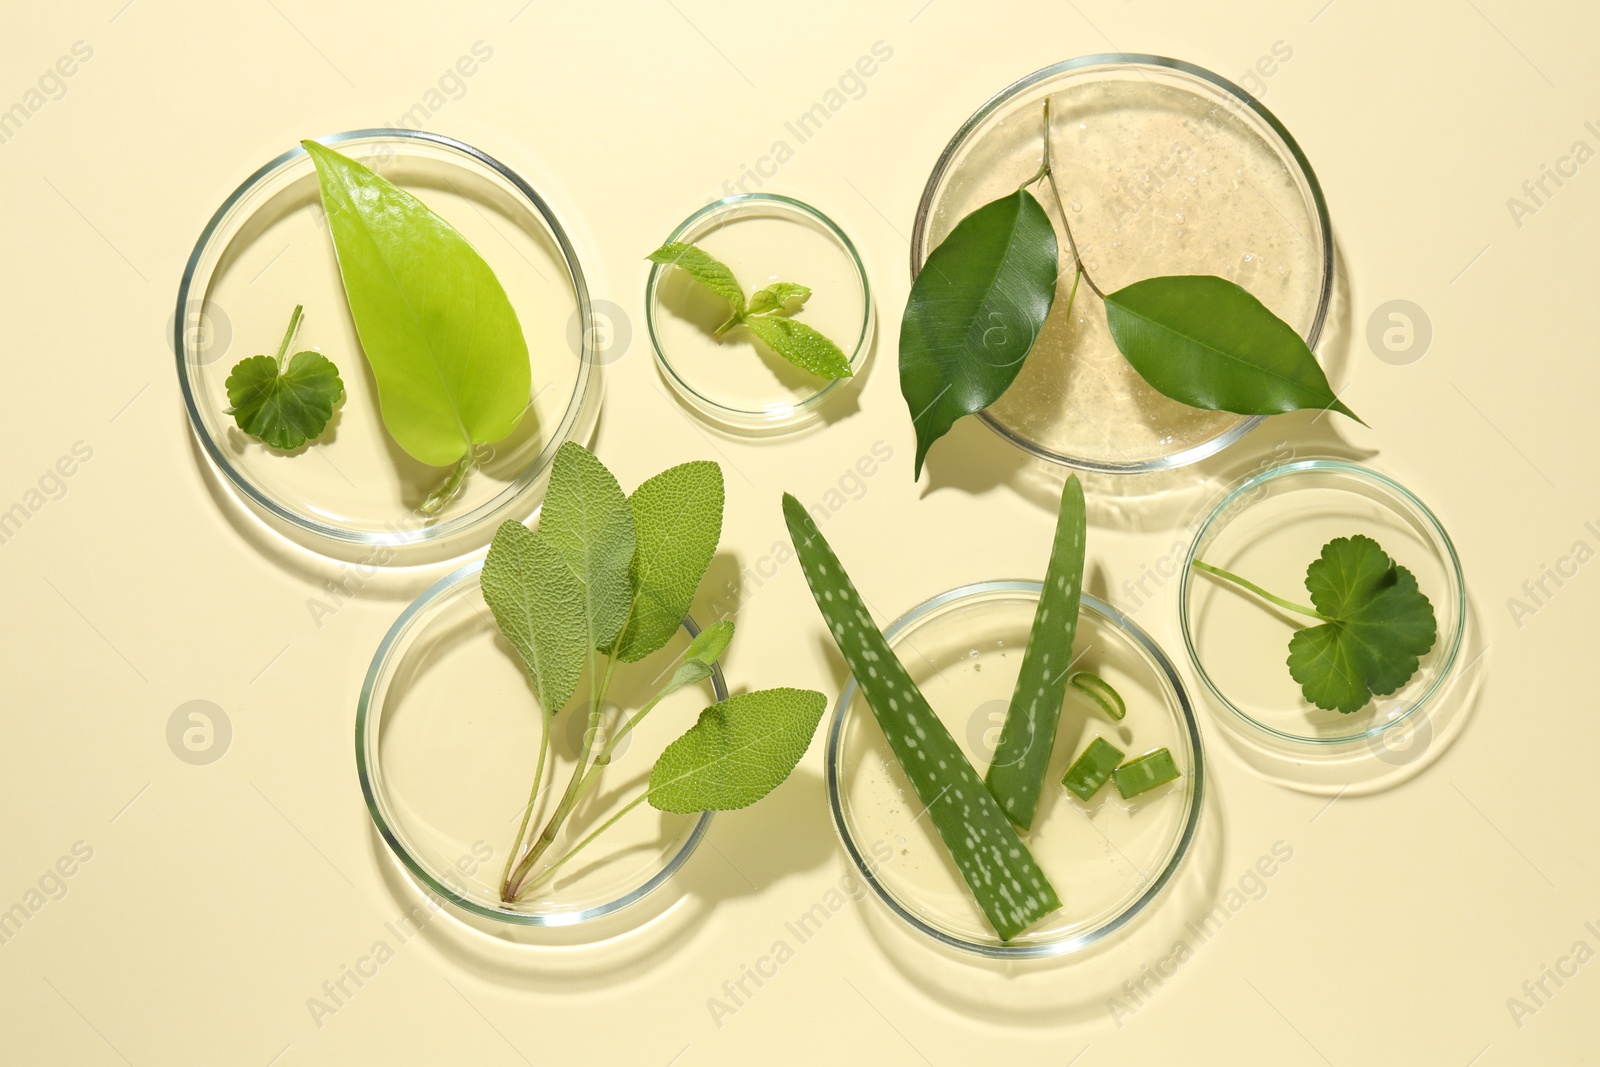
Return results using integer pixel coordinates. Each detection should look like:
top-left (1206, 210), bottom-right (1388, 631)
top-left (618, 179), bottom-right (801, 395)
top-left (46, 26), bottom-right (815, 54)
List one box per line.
top-left (782, 494), bottom-right (1061, 941)
top-left (1061, 736), bottom-right (1124, 802)
top-left (1113, 748), bottom-right (1181, 799)
top-left (985, 475), bottom-right (1087, 829)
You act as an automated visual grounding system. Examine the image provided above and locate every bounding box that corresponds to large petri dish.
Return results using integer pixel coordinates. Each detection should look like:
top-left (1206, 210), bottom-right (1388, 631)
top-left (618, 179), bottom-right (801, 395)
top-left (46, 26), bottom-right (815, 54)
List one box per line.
top-left (912, 55), bottom-right (1333, 474)
top-left (175, 130), bottom-right (598, 559)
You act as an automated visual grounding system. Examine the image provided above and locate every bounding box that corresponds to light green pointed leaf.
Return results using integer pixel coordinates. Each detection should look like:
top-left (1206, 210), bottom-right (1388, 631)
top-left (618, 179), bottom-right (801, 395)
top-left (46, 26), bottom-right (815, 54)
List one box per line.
top-left (301, 140), bottom-right (532, 467)
top-left (609, 460), bottom-right (724, 663)
top-left (481, 519), bottom-right (585, 716)
top-left (648, 687), bottom-right (826, 813)
top-left (537, 442), bottom-right (636, 655)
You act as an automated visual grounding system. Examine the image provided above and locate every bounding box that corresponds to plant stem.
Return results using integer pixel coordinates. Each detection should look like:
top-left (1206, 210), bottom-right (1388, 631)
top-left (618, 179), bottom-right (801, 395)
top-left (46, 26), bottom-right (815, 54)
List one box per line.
top-left (516, 792), bottom-right (649, 895)
top-left (1024, 99), bottom-right (1107, 301)
top-left (505, 648), bottom-right (620, 899)
top-left (498, 709), bottom-right (552, 900)
top-left (1191, 559), bottom-right (1331, 623)
top-left (713, 310), bottom-right (742, 339)
top-left (275, 304), bottom-right (305, 369)
top-left (420, 453), bottom-right (473, 516)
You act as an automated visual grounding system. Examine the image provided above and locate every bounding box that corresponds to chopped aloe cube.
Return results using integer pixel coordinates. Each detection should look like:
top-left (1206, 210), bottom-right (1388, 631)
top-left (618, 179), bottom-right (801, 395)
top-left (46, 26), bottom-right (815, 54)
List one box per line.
top-left (1113, 748), bottom-right (1181, 799)
top-left (1061, 736), bottom-right (1124, 801)
top-left (1069, 671), bottom-right (1125, 721)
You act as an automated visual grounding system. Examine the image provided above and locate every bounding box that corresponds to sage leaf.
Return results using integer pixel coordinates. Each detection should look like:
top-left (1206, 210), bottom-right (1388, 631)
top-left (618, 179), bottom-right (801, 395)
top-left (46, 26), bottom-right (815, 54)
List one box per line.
top-left (783, 493), bottom-right (1061, 941)
top-left (607, 460), bottom-right (724, 663)
top-left (648, 687), bottom-right (827, 813)
top-left (985, 474), bottom-right (1086, 829)
top-left (899, 189), bottom-right (1059, 478)
top-left (302, 140), bottom-right (532, 468)
top-left (537, 442), bottom-right (637, 654)
top-left (659, 619), bottom-right (736, 699)
top-left (647, 242), bottom-right (746, 315)
top-left (482, 519), bottom-right (586, 716)
top-left (1102, 274), bottom-right (1361, 422)
top-left (742, 314), bottom-right (852, 379)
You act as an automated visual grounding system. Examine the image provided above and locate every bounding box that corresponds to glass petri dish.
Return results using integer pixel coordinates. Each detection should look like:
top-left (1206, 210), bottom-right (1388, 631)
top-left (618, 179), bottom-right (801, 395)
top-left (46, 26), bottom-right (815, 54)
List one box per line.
top-left (356, 559), bottom-right (718, 927)
top-left (175, 130), bottom-right (598, 559)
top-left (911, 55), bottom-right (1333, 474)
top-left (827, 581), bottom-right (1203, 959)
top-left (1180, 460), bottom-right (1467, 746)
top-left (646, 194), bottom-right (873, 431)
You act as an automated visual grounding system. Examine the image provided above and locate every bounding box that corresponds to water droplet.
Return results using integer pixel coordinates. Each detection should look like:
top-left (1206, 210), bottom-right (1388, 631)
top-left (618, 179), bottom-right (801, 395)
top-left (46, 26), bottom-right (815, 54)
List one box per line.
top-left (1070, 200), bottom-right (1082, 212)
top-left (1174, 213), bottom-right (1184, 224)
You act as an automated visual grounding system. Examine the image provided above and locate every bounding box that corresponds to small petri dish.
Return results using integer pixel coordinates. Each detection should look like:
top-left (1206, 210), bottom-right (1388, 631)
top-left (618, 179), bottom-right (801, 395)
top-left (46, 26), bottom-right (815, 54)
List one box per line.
top-left (356, 559), bottom-right (718, 927)
top-left (175, 130), bottom-right (598, 560)
top-left (912, 55), bottom-right (1333, 474)
top-left (646, 194), bottom-right (872, 432)
top-left (1180, 460), bottom-right (1467, 747)
top-left (827, 580), bottom-right (1203, 959)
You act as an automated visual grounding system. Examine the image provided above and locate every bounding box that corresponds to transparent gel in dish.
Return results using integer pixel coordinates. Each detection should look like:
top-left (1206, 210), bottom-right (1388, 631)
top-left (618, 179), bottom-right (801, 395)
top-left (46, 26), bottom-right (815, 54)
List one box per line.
top-left (828, 582), bottom-right (1203, 958)
top-left (357, 561), bottom-right (717, 926)
top-left (176, 131), bottom-right (596, 557)
top-left (912, 56), bottom-right (1332, 473)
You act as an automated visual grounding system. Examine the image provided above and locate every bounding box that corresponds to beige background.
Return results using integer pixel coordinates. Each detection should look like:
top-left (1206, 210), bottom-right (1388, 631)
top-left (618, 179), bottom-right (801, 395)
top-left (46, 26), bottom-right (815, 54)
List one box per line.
top-left (3, 0), bottom-right (1597, 1063)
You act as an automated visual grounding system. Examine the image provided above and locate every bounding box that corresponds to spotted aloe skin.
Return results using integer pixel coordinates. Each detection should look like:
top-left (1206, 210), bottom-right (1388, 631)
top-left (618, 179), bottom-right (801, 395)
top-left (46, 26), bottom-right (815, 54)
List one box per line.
top-left (782, 494), bottom-right (1061, 941)
top-left (985, 474), bottom-right (1086, 829)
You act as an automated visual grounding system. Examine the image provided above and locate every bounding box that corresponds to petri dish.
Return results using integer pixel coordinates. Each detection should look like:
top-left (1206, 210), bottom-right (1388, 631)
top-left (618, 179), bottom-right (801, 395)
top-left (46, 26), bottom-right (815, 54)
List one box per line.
top-left (356, 560), bottom-right (718, 927)
top-left (828, 580), bottom-right (1203, 959)
top-left (175, 130), bottom-right (598, 560)
top-left (1180, 460), bottom-right (1467, 746)
top-left (646, 194), bottom-right (872, 432)
top-left (912, 55), bottom-right (1333, 473)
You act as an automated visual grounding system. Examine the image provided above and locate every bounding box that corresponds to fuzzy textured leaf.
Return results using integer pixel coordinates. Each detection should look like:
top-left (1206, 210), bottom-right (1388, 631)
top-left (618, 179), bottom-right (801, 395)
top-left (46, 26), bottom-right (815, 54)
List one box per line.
top-left (648, 688), bottom-right (826, 813)
top-left (303, 140), bottom-right (531, 467)
top-left (899, 189), bottom-right (1059, 478)
top-left (1287, 535), bottom-right (1437, 713)
top-left (743, 314), bottom-right (852, 379)
top-left (607, 460), bottom-right (724, 663)
top-left (481, 519), bottom-right (586, 716)
top-left (660, 619), bottom-right (736, 698)
top-left (783, 493), bottom-right (1061, 941)
top-left (647, 241), bottom-right (746, 314)
top-left (1103, 274), bottom-right (1360, 422)
top-left (226, 350), bottom-right (343, 450)
top-left (986, 474), bottom-right (1086, 829)
top-left (537, 442), bottom-right (637, 655)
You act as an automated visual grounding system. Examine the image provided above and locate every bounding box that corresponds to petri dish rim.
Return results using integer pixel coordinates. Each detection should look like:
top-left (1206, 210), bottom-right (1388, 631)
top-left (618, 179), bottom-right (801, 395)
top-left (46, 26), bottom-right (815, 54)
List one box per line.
top-left (645, 192), bottom-right (873, 430)
top-left (355, 557), bottom-right (717, 927)
top-left (909, 53), bottom-right (1335, 475)
top-left (825, 579), bottom-right (1206, 960)
top-left (1178, 459), bottom-right (1468, 747)
top-left (174, 128), bottom-right (598, 555)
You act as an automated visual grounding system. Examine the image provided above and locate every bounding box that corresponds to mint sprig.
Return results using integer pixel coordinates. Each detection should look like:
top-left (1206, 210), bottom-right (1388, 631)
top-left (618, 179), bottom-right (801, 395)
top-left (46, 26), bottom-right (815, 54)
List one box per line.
top-left (648, 241), bottom-right (852, 379)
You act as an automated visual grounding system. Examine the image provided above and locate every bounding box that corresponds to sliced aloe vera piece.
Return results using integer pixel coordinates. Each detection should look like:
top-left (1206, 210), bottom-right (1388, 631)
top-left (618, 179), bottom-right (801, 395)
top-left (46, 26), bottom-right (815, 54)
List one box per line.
top-left (1070, 671), bottom-right (1125, 722)
top-left (986, 475), bottom-right (1087, 829)
top-left (1113, 748), bottom-right (1181, 799)
top-left (1062, 736), bottom-right (1124, 802)
top-left (782, 494), bottom-right (1061, 941)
